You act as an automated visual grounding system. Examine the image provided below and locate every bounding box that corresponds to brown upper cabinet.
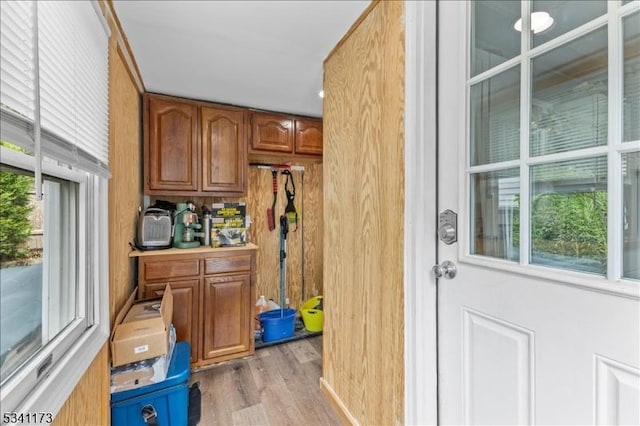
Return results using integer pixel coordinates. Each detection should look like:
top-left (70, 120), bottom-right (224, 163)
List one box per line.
top-left (294, 118), bottom-right (323, 155)
top-left (250, 111), bottom-right (322, 156)
top-left (145, 95), bottom-right (199, 193)
top-left (200, 106), bottom-right (246, 193)
top-left (250, 112), bottom-right (294, 153)
top-left (144, 93), bottom-right (247, 196)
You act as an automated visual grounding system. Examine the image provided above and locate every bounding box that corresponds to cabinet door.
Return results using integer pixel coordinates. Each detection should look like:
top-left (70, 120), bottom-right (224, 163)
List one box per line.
top-left (202, 273), bottom-right (251, 360)
top-left (294, 118), bottom-right (323, 155)
top-left (250, 112), bottom-right (294, 153)
top-left (144, 280), bottom-right (200, 363)
top-left (201, 106), bottom-right (246, 194)
top-left (146, 96), bottom-right (199, 192)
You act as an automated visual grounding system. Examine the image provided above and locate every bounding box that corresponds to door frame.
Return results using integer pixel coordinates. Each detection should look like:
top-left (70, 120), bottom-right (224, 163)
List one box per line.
top-left (403, 1), bottom-right (438, 424)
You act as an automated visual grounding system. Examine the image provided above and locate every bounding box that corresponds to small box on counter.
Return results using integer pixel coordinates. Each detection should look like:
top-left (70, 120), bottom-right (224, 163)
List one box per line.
top-left (111, 285), bottom-right (173, 367)
top-left (211, 202), bottom-right (247, 247)
top-left (211, 202), bottom-right (246, 218)
top-left (110, 324), bottom-right (176, 393)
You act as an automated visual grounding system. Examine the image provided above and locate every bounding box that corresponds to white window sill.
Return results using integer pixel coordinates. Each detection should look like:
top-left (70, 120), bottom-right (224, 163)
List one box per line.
top-left (18, 324), bottom-right (109, 417)
top-left (1, 317), bottom-right (109, 418)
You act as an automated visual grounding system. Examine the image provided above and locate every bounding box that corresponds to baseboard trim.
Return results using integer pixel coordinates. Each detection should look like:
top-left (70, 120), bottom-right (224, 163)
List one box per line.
top-left (319, 377), bottom-right (360, 426)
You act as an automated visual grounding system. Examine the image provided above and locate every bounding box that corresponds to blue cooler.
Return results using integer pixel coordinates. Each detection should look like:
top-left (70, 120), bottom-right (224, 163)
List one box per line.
top-left (111, 342), bottom-right (190, 426)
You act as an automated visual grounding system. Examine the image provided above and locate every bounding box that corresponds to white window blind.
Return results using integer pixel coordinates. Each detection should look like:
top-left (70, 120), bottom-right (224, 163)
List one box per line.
top-left (38, 1), bottom-right (77, 150)
top-left (0, 0), bottom-right (35, 146)
top-left (0, 0), bottom-right (110, 177)
top-left (531, 80), bottom-right (608, 157)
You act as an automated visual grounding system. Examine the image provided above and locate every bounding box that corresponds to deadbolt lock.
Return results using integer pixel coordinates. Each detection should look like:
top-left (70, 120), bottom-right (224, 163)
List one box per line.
top-left (438, 209), bottom-right (457, 244)
top-left (439, 224), bottom-right (456, 242)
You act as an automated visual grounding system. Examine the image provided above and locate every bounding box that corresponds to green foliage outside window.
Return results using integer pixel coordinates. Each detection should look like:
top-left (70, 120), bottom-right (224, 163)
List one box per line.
top-left (509, 190), bottom-right (608, 272)
top-left (0, 142), bottom-right (34, 261)
top-left (531, 191), bottom-right (607, 271)
top-left (0, 172), bottom-right (33, 260)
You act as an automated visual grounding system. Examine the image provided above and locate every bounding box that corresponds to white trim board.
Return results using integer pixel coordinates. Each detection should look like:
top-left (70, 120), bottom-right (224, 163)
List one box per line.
top-left (403, 1), bottom-right (438, 424)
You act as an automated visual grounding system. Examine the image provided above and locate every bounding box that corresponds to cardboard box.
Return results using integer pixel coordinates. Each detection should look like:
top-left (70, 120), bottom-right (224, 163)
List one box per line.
top-left (111, 285), bottom-right (173, 367)
top-left (211, 202), bottom-right (246, 218)
top-left (211, 202), bottom-right (247, 247)
top-left (110, 324), bottom-right (176, 393)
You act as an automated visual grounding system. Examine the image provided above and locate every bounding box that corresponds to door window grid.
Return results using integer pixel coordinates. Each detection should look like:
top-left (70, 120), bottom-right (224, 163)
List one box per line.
top-left (466, 1), bottom-right (640, 281)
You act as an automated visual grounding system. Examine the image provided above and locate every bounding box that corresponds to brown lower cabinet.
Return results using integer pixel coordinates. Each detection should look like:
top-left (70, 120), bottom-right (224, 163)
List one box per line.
top-left (202, 273), bottom-right (251, 360)
top-left (134, 246), bottom-right (256, 368)
top-left (143, 279), bottom-right (200, 363)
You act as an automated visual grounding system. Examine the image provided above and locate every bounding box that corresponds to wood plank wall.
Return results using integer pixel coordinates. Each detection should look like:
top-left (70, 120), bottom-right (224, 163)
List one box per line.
top-left (245, 161), bottom-right (324, 309)
top-left (52, 345), bottom-right (110, 425)
top-left (107, 44), bottom-right (142, 324)
top-left (321, 1), bottom-right (405, 425)
top-left (53, 2), bottom-right (142, 424)
top-left (150, 157), bottom-right (323, 311)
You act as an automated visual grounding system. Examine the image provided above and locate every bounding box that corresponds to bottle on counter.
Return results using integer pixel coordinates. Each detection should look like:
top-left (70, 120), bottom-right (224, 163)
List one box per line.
top-left (201, 205), bottom-right (211, 247)
top-left (255, 295), bottom-right (269, 331)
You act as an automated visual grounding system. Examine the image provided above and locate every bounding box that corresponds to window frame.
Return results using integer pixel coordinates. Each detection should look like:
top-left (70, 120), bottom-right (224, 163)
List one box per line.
top-left (460, 0), bottom-right (640, 298)
top-left (0, 146), bottom-right (109, 416)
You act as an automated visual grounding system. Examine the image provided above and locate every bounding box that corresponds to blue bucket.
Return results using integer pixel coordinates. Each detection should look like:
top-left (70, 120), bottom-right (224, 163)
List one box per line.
top-left (260, 308), bottom-right (297, 342)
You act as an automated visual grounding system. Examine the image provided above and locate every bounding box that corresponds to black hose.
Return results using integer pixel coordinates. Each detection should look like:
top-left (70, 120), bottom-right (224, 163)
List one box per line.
top-left (301, 169), bottom-right (305, 301)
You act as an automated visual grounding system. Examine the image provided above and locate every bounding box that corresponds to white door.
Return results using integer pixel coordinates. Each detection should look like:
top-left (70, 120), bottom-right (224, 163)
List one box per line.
top-left (437, 1), bottom-right (640, 424)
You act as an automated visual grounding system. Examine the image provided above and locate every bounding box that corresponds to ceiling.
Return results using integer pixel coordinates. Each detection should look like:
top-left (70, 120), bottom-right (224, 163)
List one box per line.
top-left (113, 0), bottom-right (370, 117)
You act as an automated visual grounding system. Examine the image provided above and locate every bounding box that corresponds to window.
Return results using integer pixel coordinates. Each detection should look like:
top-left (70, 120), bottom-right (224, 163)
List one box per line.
top-left (469, 1), bottom-right (639, 281)
top-left (0, 0), bottom-right (109, 416)
top-left (0, 161), bottom-right (79, 385)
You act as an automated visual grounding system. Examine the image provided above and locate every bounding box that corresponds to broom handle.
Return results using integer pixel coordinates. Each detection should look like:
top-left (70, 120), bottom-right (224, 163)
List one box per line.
top-left (279, 215), bottom-right (288, 312)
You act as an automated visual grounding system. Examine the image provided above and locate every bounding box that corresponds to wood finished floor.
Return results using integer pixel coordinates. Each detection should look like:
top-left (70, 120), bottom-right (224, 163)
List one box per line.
top-left (191, 336), bottom-right (342, 426)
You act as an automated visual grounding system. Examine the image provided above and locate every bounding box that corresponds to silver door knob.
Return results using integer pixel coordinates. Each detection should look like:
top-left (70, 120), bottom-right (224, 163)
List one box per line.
top-left (432, 260), bottom-right (457, 279)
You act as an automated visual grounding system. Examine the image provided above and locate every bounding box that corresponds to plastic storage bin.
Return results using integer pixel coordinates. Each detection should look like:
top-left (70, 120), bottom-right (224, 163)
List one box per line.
top-left (260, 308), bottom-right (297, 342)
top-left (300, 296), bottom-right (323, 311)
top-left (301, 308), bottom-right (323, 332)
top-left (111, 342), bottom-right (190, 426)
top-left (300, 296), bottom-right (323, 332)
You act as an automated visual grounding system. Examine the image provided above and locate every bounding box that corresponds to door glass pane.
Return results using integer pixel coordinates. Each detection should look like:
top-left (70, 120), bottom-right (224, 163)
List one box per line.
top-left (531, 27), bottom-right (608, 157)
top-left (471, 66), bottom-right (521, 166)
top-left (623, 12), bottom-right (640, 143)
top-left (530, 157), bottom-right (607, 275)
top-left (471, 169), bottom-right (520, 261)
top-left (532, 1), bottom-right (607, 48)
top-left (623, 152), bottom-right (640, 280)
top-left (471, 0), bottom-right (520, 77)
